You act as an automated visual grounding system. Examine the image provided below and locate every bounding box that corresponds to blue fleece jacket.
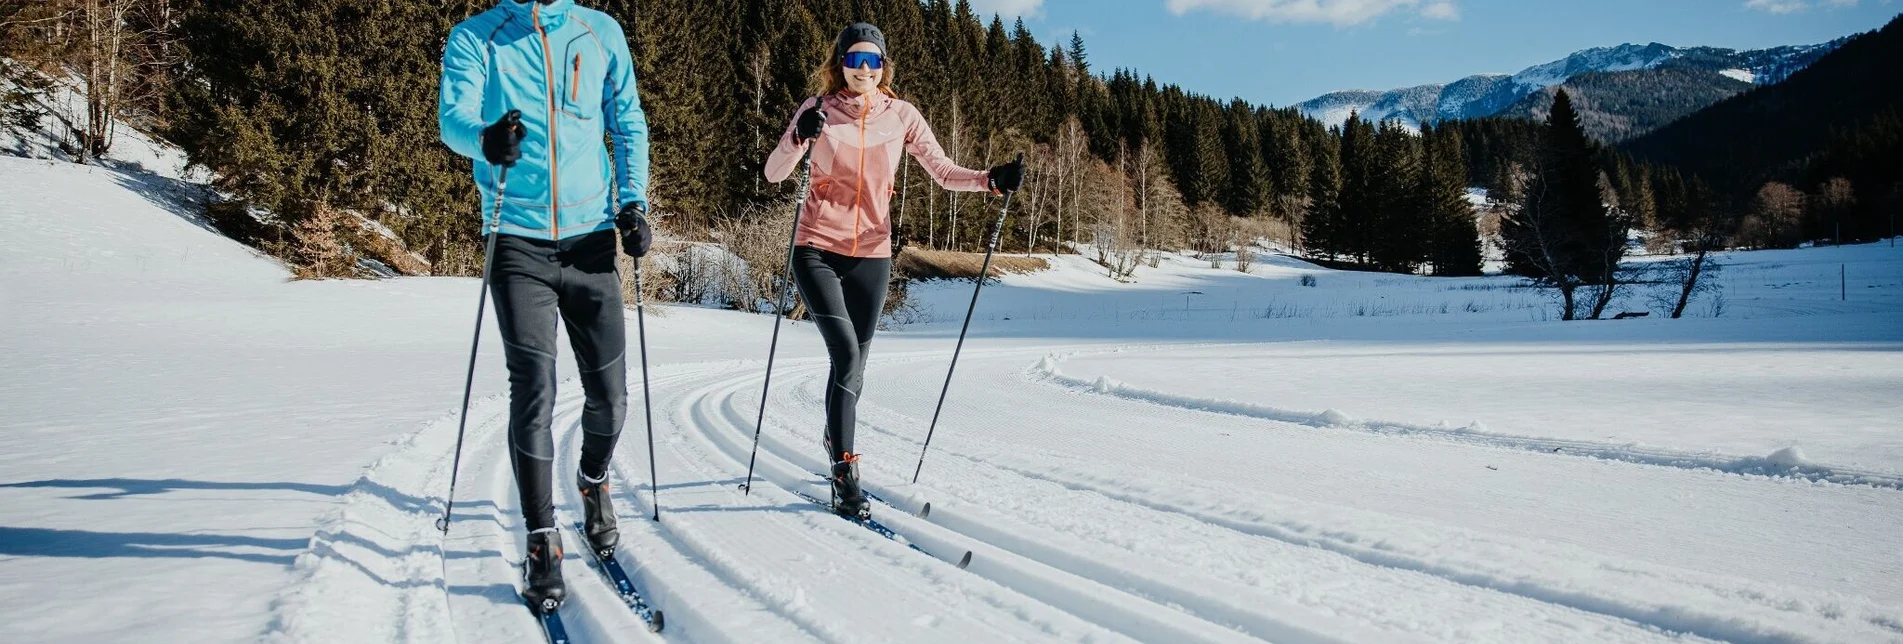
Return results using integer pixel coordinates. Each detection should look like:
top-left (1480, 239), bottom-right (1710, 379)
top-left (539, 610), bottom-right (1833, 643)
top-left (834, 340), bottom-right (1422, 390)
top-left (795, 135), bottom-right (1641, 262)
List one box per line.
top-left (439, 0), bottom-right (649, 240)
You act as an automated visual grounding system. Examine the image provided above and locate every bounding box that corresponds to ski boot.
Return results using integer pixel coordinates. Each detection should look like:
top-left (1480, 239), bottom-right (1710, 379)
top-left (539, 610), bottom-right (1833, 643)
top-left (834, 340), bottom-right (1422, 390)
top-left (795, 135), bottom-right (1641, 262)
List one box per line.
top-left (577, 471), bottom-right (619, 558)
top-left (522, 528), bottom-right (566, 613)
top-left (829, 453), bottom-right (871, 520)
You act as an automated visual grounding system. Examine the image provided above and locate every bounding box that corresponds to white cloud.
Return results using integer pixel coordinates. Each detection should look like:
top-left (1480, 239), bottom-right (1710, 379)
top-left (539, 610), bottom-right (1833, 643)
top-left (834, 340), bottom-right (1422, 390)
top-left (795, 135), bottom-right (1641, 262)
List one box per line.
top-left (969, 0), bottom-right (1046, 18)
top-left (1165, 0), bottom-right (1461, 26)
top-left (1745, 0), bottom-right (1810, 12)
top-left (1420, 1), bottom-right (1460, 20)
top-left (1741, 0), bottom-right (1859, 12)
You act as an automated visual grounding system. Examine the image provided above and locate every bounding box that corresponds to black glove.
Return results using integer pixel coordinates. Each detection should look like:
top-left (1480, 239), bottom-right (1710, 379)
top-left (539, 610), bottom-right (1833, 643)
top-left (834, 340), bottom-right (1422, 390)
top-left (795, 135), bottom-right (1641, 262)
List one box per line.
top-left (987, 153), bottom-right (1024, 193)
top-left (615, 202), bottom-right (652, 258)
top-left (794, 104), bottom-right (826, 143)
top-left (480, 110), bottom-right (524, 166)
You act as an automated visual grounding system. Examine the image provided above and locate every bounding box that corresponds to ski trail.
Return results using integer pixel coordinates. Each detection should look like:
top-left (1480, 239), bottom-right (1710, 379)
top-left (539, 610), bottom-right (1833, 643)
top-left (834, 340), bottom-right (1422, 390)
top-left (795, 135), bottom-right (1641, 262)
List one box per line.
top-left (602, 358), bottom-right (1137, 642)
top-left (268, 368), bottom-right (684, 643)
top-left (701, 359), bottom-right (1376, 644)
top-left (265, 393), bottom-right (533, 644)
top-left (265, 339), bottom-right (1901, 644)
top-left (865, 408), bottom-right (1903, 644)
top-left (837, 346), bottom-right (1903, 644)
top-left (771, 360), bottom-right (1687, 643)
top-left (1033, 348), bottom-right (1903, 489)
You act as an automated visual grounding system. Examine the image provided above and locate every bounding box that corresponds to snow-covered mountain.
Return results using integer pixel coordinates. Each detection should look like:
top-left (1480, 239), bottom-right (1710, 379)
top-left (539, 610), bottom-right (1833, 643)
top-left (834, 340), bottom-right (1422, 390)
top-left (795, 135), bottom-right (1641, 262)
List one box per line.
top-left (1295, 40), bottom-right (1844, 132)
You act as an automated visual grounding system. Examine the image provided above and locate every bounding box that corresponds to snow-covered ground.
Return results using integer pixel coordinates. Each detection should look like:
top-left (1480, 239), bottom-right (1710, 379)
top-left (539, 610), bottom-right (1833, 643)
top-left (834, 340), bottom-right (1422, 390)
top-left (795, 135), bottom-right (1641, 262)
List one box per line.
top-left (3, 153), bottom-right (1901, 643)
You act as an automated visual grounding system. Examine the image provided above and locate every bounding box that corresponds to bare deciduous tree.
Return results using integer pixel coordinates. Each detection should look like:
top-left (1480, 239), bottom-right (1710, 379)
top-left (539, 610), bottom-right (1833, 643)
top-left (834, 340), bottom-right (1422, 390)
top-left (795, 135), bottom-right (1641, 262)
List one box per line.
top-left (1501, 162), bottom-right (1587, 319)
top-left (1815, 177), bottom-right (1856, 244)
top-left (1583, 171), bottom-right (1637, 320)
top-left (1, 0), bottom-right (177, 162)
top-left (1737, 181), bottom-right (1805, 249)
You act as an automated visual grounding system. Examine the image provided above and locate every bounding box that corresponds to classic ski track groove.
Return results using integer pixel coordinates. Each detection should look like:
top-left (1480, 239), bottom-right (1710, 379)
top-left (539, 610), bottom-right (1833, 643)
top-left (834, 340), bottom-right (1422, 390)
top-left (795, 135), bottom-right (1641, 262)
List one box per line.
top-left (685, 357), bottom-right (1352, 644)
top-left (1032, 345), bottom-right (1903, 489)
top-left (654, 360), bottom-right (1144, 642)
top-left (598, 357), bottom-right (1141, 642)
top-left (754, 354), bottom-right (1692, 642)
top-left (433, 368), bottom-right (709, 644)
top-left (832, 344), bottom-right (1903, 643)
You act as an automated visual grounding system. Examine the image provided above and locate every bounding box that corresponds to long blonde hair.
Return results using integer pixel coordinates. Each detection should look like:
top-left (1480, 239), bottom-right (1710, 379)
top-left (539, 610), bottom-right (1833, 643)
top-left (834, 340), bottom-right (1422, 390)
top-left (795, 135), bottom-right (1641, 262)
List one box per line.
top-left (813, 51), bottom-right (897, 97)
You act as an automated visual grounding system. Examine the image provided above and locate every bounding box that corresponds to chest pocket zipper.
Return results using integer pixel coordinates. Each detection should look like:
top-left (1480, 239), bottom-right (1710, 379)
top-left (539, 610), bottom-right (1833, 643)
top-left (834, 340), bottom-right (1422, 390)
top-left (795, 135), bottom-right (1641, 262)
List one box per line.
top-left (570, 54), bottom-right (580, 103)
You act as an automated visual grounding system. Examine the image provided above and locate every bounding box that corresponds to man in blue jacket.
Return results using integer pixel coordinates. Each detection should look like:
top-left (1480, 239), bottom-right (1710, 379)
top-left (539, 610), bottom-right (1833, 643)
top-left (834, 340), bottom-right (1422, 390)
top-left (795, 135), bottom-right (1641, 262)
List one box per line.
top-left (439, 0), bottom-right (650, 611)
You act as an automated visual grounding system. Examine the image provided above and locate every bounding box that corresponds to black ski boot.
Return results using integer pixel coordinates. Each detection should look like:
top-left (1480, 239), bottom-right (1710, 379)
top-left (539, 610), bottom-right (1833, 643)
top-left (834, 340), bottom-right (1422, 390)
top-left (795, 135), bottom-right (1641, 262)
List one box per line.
top-left (829, 453), bottom-right (871, 520)
top-left (577, 471), bottom-right (618, 558)
top-left (522, 528), bottom-right (566, 613)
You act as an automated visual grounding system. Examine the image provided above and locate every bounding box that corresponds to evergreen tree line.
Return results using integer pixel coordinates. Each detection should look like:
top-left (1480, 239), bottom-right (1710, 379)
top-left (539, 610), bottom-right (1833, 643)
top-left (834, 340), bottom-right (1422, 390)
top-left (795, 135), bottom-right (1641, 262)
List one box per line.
top-left (6, 0), bottom-right (1505, 281)
top-left (1299, 115), bottom-right (1483, 275)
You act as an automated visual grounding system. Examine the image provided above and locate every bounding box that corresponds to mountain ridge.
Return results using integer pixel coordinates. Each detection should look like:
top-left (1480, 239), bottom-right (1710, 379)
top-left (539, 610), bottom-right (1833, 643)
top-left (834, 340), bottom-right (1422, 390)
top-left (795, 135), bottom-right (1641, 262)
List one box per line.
top-left (1295, 39), bottom-right (1845, 137)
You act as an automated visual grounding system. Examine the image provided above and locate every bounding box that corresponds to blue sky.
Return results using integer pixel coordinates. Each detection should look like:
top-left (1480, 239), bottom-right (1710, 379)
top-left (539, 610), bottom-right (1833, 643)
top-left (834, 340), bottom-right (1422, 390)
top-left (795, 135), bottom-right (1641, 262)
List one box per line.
top-left (962, 0), bottom-right (1899, 106)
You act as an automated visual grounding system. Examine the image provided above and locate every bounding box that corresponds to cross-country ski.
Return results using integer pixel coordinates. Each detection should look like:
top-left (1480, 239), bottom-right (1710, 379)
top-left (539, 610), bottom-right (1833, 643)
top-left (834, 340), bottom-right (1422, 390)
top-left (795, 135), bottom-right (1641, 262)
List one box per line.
top-left (571, 520), bottom-right (665, 632)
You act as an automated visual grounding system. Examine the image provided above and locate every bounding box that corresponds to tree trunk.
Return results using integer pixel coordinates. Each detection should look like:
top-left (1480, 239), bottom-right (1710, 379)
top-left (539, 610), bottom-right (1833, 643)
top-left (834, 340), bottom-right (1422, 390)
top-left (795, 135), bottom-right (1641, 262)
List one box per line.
top-left (947, 94), bottom-right (961, 250)
top-left (1024, 155), bottom-right (1041, 253)
top-left (1671, 249), bottom-right (1707, 319)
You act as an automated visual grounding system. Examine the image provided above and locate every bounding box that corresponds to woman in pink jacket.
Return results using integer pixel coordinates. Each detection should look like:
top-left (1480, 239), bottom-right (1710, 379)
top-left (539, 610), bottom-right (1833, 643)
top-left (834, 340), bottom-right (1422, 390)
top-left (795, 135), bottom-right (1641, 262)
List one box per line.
top-left (764, 22), bottom-right (1023, 519)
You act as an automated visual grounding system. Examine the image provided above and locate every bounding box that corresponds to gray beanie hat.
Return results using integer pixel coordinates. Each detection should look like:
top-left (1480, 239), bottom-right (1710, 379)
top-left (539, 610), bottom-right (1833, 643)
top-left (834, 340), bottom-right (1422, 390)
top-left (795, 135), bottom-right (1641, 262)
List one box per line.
top-left (834, 23), bottom-right (887, 59)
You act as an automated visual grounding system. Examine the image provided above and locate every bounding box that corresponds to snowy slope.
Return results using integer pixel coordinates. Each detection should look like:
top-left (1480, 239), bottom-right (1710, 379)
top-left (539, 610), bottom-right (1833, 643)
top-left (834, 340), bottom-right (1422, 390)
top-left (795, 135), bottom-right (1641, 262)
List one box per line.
top-left (4, 156), bottom-right (1901, 643)
top-left (1294, 39), bottom-right (1844, 129)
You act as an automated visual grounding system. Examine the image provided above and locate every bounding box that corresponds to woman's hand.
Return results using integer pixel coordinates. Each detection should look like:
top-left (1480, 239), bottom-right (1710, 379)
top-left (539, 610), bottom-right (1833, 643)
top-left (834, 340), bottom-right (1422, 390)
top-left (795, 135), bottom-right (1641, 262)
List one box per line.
top-left (795, 104), bottom-right (827, 144)
top-left (987, 154), bottom-right (1024, 193)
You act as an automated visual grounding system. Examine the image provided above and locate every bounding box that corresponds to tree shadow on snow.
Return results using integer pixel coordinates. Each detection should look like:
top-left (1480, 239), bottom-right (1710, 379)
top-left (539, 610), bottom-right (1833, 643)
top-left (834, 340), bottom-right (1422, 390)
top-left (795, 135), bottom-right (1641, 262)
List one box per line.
top-left (0, 525), bottom-right (302, 565)
top-left (0, 476), bottom-right (444, 515)
top-left (97, 162), bottom-right (221, 235)
top-left (0, 477), bottom-right (350, 499)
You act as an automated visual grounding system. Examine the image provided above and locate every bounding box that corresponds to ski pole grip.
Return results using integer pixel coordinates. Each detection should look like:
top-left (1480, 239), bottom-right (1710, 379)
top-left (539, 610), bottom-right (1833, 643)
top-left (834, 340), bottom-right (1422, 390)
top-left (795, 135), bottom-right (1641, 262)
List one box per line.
top-left (1008, 152), bottom-right (1025, 194)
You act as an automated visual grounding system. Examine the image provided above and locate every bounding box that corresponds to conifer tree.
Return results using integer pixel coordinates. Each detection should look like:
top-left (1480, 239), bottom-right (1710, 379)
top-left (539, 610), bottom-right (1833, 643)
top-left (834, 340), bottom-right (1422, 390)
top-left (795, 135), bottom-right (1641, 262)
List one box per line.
top-left (1302, 124), bottom-right (1344, 258)
top-left (1221, 99), bottom-right (1271, 218)
top-left (1503, 89), bottom-right (1623, 318)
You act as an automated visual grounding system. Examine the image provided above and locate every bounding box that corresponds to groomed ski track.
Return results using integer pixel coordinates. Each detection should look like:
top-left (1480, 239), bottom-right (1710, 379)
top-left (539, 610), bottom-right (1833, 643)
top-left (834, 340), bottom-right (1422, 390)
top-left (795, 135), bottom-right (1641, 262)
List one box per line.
top-left (275, 342), bottom-right (1903, 643)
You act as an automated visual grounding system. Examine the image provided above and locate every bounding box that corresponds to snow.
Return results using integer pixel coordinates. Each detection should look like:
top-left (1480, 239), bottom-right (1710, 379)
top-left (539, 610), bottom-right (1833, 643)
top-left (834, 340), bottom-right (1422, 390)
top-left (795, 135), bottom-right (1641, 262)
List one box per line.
top-left (4, 152), bottom-right (1902, 643)
top-left (1720, 68), bottom-right (1758, 83)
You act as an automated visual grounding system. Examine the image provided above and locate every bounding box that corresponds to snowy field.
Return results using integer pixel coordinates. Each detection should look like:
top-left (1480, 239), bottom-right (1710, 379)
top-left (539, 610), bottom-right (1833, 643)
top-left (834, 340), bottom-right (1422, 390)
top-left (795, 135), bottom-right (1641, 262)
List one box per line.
top-left (2, 153), bottom-right (1901, 643)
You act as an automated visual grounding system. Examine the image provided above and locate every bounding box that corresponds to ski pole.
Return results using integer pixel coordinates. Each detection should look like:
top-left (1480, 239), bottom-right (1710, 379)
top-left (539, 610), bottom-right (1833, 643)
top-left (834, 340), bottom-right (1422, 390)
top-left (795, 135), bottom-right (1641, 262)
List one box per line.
top-left (438, 111), bottom-right (521, 533)
top-left (913, 153), bottom-right (1022, 484)
top-left (741, 142), bottom-right (817, 495)
top-left (633, 253), bottom-right (660, 520)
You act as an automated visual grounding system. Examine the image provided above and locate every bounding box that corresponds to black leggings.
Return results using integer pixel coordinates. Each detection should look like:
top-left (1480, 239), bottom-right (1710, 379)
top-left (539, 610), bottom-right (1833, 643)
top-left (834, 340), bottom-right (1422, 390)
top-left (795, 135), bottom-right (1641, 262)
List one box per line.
top-left (489, 230), bottom-right (627, 532)
top-left (790, 246), bottom-right (891, 461)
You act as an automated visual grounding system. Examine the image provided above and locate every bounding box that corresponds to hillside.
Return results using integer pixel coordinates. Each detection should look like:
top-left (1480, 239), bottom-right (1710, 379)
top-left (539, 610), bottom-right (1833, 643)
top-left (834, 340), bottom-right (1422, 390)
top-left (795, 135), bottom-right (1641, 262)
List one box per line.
top-left (1497, 67), bottom-right (1752, 142)
top-left (1623, 14), bottom-right (1903, 198)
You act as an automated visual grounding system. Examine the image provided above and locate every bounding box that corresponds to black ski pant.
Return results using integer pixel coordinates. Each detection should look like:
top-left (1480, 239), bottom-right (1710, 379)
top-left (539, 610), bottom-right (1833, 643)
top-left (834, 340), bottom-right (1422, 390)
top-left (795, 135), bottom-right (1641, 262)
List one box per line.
top-left (790, 246), bottom-right (891, 462)
top-left (490, 229), bottom-right (627, 532)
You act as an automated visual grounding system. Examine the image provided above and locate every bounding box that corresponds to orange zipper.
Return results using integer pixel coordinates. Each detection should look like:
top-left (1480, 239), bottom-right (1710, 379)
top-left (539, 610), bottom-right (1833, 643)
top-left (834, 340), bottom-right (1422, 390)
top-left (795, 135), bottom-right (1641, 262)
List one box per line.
top-left (851, 95), bottom-right (868, 256)
top-left (534, 10), bottom-right (560, 240)
top-left (570, 55), bottom-right (580, 103)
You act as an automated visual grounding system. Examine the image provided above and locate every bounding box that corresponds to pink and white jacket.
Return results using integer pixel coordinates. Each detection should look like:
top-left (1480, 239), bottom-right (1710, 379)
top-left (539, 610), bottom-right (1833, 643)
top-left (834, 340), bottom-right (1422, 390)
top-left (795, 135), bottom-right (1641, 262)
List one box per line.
top-left (764, 90), bottom-right (992, 258)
